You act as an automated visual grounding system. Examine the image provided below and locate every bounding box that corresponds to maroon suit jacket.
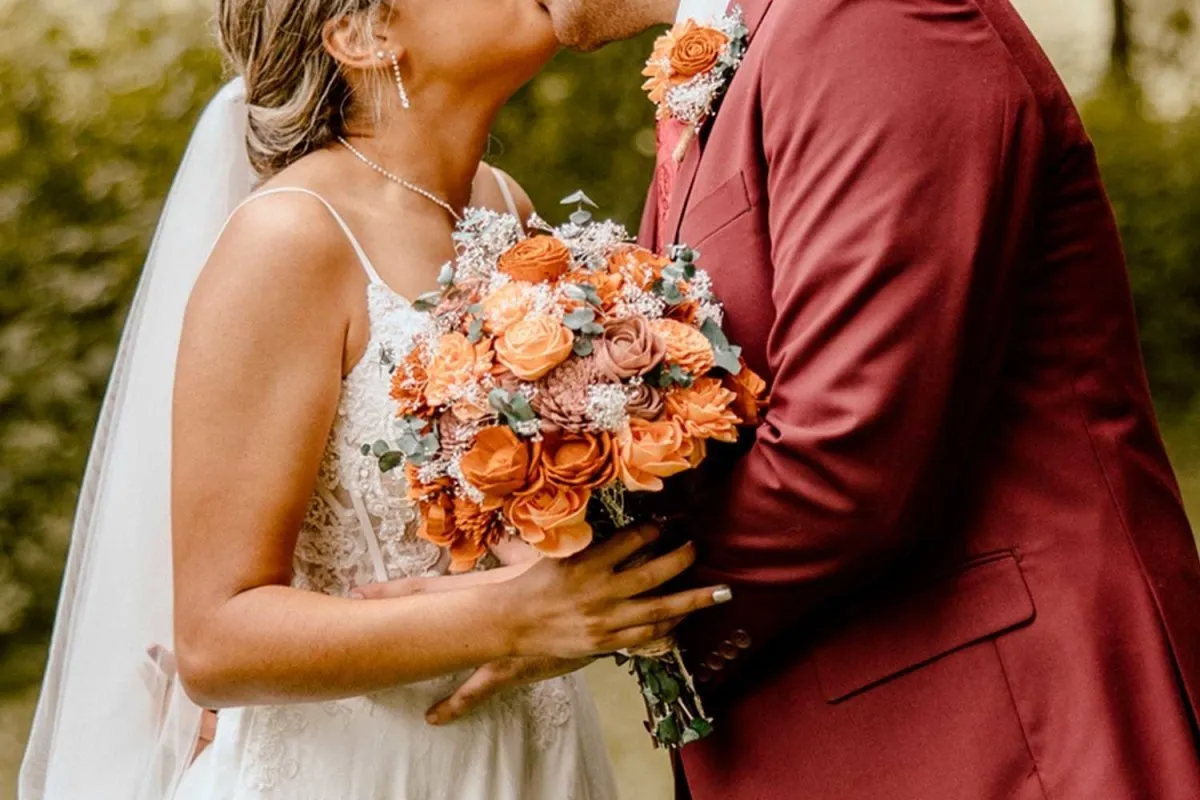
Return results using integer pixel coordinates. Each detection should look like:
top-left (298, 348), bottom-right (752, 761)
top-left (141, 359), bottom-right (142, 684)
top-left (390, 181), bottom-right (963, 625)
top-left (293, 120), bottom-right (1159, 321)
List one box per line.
top-left (640, 0), bottom-right (1200, 797)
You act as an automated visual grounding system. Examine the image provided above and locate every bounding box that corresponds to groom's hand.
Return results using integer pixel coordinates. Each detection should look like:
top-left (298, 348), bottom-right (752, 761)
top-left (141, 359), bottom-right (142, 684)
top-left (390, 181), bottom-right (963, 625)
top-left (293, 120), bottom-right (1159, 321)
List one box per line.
top-left (425, 656), bottom-right (592, 725)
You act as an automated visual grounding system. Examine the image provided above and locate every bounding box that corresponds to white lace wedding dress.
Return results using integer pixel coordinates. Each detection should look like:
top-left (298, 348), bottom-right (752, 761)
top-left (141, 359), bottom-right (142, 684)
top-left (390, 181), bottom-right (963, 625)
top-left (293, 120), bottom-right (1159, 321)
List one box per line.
top-left (174, 184), bottom-right (619, 800)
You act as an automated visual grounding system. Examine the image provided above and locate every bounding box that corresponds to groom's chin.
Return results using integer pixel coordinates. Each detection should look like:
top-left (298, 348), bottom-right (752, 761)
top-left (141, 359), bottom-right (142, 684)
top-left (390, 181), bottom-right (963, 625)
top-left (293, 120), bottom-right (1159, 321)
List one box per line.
top-left (542, 0), bottom-right (654, 52)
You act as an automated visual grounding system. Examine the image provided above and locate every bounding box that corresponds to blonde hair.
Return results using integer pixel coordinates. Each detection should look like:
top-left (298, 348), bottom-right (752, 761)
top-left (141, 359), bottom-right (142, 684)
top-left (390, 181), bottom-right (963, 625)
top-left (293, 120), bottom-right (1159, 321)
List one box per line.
top-left (216, 0), bottom-right (386, 177)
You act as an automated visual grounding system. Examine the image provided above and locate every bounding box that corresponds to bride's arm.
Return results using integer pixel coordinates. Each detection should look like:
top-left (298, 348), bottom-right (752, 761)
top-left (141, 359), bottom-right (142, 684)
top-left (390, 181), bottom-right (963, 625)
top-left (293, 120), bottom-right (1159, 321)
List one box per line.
top-left (172, 196), bottom-right (727, 710)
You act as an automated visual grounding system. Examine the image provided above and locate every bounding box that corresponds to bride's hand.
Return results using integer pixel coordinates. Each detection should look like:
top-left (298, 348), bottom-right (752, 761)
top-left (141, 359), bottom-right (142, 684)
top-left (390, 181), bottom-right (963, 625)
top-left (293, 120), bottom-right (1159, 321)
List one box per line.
top-left (502, 524), bottom-right (731, 661)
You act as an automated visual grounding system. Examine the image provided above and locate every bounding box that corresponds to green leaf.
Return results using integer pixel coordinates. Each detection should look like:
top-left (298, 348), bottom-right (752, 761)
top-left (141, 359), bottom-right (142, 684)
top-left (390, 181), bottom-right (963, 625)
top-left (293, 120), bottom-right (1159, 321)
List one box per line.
top-left (508, 393), bottom-right (536, 422)
top-left (657, 674), bottom-right (681, 704)
top-left (488, 388), bottom-right (514, 413)
top-left (573, 336), bottom-right (594, 357)
top-left (689, 718), bottom-right (715, 738)
top-left (560, 190), bottom-right (599, 208)
top-left (467, 303), bottom-right (484, 316)
top-left (713, 345), bottom-right (743, 375)
top-left (699, 318), bottom-right (731, 351)
top-left (562, 307), bottom-right (596, 330)
top-left (371, 440), bottom-right (390, 458)
top-left (361, 443), bottom-right (372, 456)
top-left (437, 263), bottom-right (455, 286)
top-left (655, 716), bottom-right (682, 746)
top-left (467, 318), bottom-right (484, 343)
top-left (378, 451), bottom-right (404, 473)
top-left (581, 321), bottom-right (605, 337)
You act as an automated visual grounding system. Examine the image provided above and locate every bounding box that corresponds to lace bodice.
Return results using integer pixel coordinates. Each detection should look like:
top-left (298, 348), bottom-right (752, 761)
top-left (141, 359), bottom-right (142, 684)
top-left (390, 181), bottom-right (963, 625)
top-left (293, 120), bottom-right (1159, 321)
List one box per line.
top-left (292, 284), bottom-right (447, 596)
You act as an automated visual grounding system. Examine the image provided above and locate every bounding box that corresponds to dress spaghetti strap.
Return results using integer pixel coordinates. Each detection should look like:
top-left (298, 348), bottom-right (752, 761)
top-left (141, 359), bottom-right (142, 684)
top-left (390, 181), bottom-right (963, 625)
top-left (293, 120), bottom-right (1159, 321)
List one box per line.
top-left (489, 166), bottom-right (522, 220)
top-left (232, 187), bottom-right (385, 285)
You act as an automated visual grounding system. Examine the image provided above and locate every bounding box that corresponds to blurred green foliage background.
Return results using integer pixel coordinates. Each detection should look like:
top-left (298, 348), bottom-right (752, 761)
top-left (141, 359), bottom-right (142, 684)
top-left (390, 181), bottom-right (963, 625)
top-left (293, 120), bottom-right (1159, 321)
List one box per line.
top-left (0, 0), bottom-right (1196, 796)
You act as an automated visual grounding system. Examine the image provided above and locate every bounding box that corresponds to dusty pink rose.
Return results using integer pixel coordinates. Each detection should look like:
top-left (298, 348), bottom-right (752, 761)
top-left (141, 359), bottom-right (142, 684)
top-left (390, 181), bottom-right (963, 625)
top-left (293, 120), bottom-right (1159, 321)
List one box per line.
top-left (625, 382), bottom-right (664, 420)
top-left (593, 317), bottom-right (666, 382)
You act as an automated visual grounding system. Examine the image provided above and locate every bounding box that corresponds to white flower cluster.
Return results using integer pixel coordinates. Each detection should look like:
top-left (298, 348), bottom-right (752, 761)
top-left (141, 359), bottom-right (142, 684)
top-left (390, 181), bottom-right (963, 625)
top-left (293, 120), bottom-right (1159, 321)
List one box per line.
top-left (585, 384), bottom-right (631, 432)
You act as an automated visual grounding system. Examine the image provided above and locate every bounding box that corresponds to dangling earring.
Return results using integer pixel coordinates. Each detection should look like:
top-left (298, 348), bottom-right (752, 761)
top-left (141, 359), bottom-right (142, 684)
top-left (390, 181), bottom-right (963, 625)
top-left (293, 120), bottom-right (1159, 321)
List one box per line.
top-left (378, 50), bottom-right (410, 110)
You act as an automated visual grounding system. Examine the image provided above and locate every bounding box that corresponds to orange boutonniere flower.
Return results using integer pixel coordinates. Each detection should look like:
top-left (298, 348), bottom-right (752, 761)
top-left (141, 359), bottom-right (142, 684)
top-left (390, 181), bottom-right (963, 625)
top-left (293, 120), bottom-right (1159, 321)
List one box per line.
top-left (642, 7), bottom-right (748, 161)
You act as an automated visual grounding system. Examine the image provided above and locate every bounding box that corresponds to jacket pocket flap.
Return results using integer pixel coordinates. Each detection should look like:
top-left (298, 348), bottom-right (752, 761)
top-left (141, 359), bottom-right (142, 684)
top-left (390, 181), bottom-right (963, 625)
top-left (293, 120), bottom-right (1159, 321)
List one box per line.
top-left (684, 170), bottom-right (752, 246)
top-left (814, 552), bottom-right (1035, 703)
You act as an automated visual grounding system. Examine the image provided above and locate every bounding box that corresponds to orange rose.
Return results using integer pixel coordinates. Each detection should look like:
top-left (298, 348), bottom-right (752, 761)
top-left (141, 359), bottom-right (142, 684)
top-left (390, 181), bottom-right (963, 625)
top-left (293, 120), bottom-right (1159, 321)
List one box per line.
top-left (606, 245), bottom-right (669, 290)
top-left (615, 418), bottom-right (695, 492)
top-left (460, 426), bottom-right (539, 498)
top-left (669, 22), bottom-right (728, 79)
top-left (651, 318), bottom-right (715, 376)
top-left (504, 477), bottom-right (593, 557)
top-left (424, 332), bottom-right (493, 408)
top-left (498, 236), bottom-right (572, 284)
top-left (481, 281), bottom-right (533, 336)
top-left (539, 431), bottom-right (616, 489)
top-left (665, 377), bottom-right (740, 443)
top-left (724, 361), bottom-right (768, 426)
top-left (495, 314), bottom-right (575, 381)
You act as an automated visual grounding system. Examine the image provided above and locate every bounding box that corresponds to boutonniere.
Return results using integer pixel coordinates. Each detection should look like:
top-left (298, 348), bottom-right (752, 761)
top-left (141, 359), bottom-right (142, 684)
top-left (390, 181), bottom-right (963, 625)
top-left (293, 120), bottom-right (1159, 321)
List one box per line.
top-left (642, 6), bottom-right (749, 162)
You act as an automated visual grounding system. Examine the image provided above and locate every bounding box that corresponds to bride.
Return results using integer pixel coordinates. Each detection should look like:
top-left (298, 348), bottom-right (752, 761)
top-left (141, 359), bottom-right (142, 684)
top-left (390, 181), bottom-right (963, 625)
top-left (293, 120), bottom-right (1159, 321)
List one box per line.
top-left (19, 0), bottom-right (729, 797)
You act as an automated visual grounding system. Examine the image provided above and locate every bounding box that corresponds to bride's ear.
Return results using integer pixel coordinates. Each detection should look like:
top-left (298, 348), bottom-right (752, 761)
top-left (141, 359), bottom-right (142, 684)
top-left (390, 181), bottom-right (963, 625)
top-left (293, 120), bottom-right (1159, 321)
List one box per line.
top-left (322, 14), bottom-right (404, 72)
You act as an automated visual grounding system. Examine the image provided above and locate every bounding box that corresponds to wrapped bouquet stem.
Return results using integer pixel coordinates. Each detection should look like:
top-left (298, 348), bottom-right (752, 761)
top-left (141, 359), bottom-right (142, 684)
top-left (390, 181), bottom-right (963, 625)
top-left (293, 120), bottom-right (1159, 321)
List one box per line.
top-left (368, 195), bottom-right (766, 749)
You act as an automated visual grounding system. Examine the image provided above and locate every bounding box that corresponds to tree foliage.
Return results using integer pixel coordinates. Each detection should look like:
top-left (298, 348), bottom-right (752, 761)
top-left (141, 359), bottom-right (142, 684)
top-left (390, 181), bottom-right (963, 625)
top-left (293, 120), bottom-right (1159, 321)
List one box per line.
top-left (0, 0), bottom-right (1196, 685)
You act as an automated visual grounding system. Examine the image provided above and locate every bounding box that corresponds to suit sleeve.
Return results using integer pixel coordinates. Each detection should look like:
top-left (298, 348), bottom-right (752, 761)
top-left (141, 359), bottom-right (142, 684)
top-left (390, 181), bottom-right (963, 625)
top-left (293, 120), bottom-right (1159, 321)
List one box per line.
top-left (678, 2), bottom-right (1043, 691)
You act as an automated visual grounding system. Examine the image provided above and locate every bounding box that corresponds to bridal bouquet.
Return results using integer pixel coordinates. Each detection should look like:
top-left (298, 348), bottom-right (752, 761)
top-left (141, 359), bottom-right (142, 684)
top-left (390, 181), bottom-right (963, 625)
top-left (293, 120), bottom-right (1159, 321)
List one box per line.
top-left (367, 196), bottom-right (766, 748)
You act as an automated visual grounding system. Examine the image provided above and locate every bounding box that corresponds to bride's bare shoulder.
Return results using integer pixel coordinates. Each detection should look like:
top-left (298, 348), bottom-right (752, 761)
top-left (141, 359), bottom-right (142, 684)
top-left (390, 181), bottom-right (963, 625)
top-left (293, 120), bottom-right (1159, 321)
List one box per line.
top-left (472, 163), bottom-right (536, 220)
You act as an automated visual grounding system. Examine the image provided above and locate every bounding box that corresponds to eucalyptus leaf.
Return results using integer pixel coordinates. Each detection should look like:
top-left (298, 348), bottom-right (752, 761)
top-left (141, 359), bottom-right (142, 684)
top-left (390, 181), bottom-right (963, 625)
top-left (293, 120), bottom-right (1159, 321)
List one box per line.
top-left (570, 210), bottom-right (593, 226)
top-left (560, 190), bottom-right (598, 208)
top-left (378, 451), bottom-right (404, 473)
top-left (581, 322), bottom-right (605, 337)
top-left (562, 307), bottom-right (596, 330)
top-left (713, 346), bottom-right (743, 375)
top-left (563, 284), bottom-right (588, 301)
top-left (467, 303), bottom-right (484, 316)
top-left (467, 318), bottom-right (484, 343)
top-left (360, 443), bottom-right (372, 457)
top-left (397, 434), bottom-right (422, 456)
top-left (437, 263), bottom-right (455, 286)
top-left (509, 393), bottom-right (536, 422)
top-left (573, 337), bottom-right (594, 357)
top-left (489, 388), bottom-right (513, 413)
top-left (371, 440), bottom-right (390, 458)
top-left (699, 318), bottom-right (732, 350)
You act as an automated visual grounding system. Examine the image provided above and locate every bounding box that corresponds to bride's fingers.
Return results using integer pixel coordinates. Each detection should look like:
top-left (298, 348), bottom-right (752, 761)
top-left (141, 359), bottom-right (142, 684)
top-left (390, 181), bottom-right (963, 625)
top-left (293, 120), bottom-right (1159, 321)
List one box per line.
top-left (607, 584), bottom-right (732, 633)
top-left (611, 542), bottom-right (697, 598)
top-left (581, 523), bottom-right (661, 568)
top-left (425, 663), bottom-right (511, 726)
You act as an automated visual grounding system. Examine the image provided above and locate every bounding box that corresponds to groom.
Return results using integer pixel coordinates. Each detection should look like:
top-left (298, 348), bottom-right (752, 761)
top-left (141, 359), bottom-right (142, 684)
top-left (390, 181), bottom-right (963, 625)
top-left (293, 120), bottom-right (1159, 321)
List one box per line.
top-left (436, 0), bottom-right (1200, 796)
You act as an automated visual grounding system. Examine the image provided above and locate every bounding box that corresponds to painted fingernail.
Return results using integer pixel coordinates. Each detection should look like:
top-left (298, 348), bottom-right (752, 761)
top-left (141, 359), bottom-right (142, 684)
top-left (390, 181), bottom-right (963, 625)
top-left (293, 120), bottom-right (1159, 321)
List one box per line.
top-left (713, 586), bottom-right (733, 604)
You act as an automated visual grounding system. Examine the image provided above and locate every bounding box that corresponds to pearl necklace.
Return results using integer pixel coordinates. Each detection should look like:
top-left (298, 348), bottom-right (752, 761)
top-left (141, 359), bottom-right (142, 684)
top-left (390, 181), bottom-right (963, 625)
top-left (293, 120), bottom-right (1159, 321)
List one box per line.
top-left (337, 136), bottom-right (468, 223)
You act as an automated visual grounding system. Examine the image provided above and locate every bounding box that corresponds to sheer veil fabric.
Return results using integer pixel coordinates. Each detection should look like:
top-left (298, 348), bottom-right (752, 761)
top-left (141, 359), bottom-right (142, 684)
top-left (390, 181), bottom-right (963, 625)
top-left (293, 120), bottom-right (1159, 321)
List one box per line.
top-left (20, 79), bottom-right (256, 800)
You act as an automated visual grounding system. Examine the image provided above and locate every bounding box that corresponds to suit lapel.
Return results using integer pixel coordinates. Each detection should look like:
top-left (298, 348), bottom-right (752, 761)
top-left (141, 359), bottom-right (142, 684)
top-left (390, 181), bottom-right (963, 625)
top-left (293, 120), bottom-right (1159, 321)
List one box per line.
top-left (661, 0), bottom-right (776, 246)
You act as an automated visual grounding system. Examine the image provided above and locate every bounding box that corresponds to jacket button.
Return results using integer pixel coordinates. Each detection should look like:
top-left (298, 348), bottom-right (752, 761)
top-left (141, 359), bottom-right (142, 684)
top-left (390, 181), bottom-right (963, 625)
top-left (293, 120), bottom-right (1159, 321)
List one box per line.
top-left (706, 653), bottom-right (726, 671)
top-left (719, 642), bottom-right (739, 660)
top-left (732, 630), bottom-right (752, 649)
